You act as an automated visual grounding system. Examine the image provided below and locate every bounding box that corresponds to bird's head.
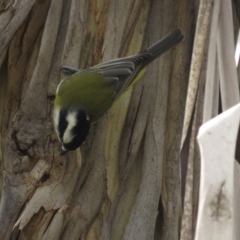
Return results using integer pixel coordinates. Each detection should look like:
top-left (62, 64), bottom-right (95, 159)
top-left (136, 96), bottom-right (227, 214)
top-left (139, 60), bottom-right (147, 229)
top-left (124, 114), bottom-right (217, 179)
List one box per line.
top-left (53, 108), bottom-right (90, 155)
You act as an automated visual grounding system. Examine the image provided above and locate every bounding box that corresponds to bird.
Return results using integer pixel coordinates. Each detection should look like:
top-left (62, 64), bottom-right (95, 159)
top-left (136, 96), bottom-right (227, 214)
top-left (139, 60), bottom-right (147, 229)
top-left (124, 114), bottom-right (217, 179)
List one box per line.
top-left (53, 29), bottom-right (183, 155)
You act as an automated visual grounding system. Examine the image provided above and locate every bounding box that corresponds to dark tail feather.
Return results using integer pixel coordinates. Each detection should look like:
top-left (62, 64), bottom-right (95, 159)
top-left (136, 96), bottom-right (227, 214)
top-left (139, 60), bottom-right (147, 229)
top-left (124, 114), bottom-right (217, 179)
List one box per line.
top-left (142, 29), bottom-right (183, 67)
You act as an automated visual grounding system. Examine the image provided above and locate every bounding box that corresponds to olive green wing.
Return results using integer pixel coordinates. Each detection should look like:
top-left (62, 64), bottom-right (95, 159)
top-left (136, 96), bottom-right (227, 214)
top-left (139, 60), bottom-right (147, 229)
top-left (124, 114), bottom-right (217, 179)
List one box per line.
top-left (56, 29), bottom-right (183, 119)
top-left (60, 29), bottom-right (183, 97)
top-left (55, 70), bottom-right (118, 121)
top-left (90, 54), bottom-right (151, 96)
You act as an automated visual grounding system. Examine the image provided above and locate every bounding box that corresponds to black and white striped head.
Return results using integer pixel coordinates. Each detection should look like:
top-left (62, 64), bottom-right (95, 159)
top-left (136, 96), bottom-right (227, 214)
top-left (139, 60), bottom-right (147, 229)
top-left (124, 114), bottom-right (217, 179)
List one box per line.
top-left (53, 108), bottom-right (90, 155)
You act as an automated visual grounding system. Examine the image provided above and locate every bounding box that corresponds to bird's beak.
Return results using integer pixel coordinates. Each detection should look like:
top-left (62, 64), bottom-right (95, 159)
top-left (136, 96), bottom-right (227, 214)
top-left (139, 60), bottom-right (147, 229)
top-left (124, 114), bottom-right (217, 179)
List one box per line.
top-left (60, 145), bottom-right (67, 156)
top-left (60, 149), bottom-right (67, 156)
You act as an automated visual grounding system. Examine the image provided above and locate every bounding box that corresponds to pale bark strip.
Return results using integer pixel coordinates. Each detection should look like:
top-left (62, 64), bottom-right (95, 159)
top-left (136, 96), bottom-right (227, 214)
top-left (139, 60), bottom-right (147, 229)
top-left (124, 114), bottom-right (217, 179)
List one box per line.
top-left (102, 0), bottom-right (135, 61)
top-left (61, 0), bottom-right (88, 68)
top-left (0, 0), bottom-right (35, 56)
top-left (180, 124), bottom-right (194, 240)
top-left (2, 0), bottom-right (51, 145)
top-left (0, 64), bottom-right (7, 199)
top-left (119, 0), bottom-right (145, 56)
top-left (196, 104), bottom-right (240, 240)
top-left (42, 205), bottom-right (71, 240)
top-left (180, 65), bottom-right (205, 240)
top-left (234, 161), bottom-right (240, 240)
top-left (203, 0), bottom-right (220, 123)
top-left (217, 0), bottom-right (240, 110)
top-left (158, 0), bottom-right (194, 238)
top-left (181, 0), bottom-right (213, 148)
top-left (15, 0), bottom-right (61, 137)
top-left (122, 123), bottom-right (160, 240)
top-left (47, 0), bottom-right (76, 96)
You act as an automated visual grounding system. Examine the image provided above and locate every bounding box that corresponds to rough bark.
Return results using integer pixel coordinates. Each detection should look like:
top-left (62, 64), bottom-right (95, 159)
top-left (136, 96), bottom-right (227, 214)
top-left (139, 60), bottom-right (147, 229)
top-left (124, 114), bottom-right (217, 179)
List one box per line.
top-left (0, 0), bottom-right (192, 239)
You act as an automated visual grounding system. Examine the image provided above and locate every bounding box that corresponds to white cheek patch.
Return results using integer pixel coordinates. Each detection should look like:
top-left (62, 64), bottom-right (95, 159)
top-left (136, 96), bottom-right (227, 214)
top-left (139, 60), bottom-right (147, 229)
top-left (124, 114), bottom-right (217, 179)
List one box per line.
top-left (63, 112), bottom-right (77, 144)
top-left (61, 144), bottom-right (67, 151)
top-left (53, 108), bottom-right (60, 140)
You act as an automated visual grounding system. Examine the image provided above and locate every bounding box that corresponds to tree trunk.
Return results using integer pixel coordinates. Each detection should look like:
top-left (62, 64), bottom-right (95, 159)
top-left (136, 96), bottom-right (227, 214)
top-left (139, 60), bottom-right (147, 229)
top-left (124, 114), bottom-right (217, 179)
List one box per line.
top-left (0, 0), bottom-right (193, 239)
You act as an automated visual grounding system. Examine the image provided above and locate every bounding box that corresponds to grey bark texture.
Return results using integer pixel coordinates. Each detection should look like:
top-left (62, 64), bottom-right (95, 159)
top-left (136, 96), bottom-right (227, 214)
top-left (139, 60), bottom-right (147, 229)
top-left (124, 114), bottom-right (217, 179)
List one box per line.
top-left (0, 0), bottom-right (193, 239)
